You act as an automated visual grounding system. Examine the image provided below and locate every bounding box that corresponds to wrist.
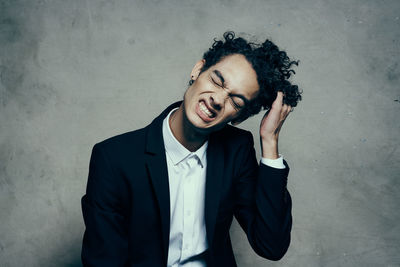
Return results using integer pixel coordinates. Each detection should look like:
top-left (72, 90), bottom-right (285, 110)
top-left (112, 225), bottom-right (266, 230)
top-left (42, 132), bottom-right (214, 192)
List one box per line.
top-left (261, 138), bottom-right (279, 159)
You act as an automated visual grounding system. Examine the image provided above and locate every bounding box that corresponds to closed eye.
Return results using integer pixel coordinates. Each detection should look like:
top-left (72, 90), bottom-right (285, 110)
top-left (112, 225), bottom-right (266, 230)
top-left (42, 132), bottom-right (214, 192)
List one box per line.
top-left (210, 75), bottom-right (246, 110)
top-left (211, 77), bottom-right (222, 87)
top-left (230, 96), bottom-right (244, 110)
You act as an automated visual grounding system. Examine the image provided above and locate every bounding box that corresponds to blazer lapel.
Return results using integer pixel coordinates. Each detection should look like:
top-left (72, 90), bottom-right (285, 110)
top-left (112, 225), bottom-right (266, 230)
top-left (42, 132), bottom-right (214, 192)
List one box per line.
top-left (204, 133), bottom-right (224, 248)
top-left (144, 102), bottom-right (181, 263)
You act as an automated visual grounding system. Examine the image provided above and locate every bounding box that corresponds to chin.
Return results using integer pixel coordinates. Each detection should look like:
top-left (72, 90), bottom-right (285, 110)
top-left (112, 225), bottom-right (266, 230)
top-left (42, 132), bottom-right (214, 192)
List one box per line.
top-left (189, 114), bottom-right (230, 135)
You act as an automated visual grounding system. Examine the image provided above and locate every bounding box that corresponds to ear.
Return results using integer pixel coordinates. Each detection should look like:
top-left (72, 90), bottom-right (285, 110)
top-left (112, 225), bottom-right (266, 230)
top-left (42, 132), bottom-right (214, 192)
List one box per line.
top-left (190, 59), bottom-right (206, 81)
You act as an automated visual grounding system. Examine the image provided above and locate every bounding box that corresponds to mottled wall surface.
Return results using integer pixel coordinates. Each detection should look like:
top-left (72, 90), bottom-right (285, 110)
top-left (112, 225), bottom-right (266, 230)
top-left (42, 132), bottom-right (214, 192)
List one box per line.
top-left (0, 0), bottom-right (399, 266)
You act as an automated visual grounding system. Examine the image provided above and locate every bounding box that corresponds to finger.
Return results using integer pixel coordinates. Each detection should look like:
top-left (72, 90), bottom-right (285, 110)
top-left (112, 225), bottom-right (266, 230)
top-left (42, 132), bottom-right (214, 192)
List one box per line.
top-left (281, 104), bottom-right (290, 117)
top-left (288, 105), bottom-right (293, 114)
top-left (274, 118), bottom-right (286, 135)
top-left (280, 105), bottom-right (291, 121)
top-left (272, 91), bottom-right (284, 109)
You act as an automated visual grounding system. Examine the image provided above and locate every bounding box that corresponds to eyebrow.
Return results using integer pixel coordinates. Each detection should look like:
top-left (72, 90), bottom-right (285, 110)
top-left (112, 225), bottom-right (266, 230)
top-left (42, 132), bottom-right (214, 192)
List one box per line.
top-left (213, 70), bottom-right (225, 85)
top-left (212, 69), bottom-right (251, 104)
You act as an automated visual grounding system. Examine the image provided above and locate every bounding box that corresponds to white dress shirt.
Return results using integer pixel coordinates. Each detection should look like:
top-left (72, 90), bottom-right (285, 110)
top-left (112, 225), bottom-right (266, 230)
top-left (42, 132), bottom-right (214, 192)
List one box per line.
top-left (163, 109), bottom-right (285, 267)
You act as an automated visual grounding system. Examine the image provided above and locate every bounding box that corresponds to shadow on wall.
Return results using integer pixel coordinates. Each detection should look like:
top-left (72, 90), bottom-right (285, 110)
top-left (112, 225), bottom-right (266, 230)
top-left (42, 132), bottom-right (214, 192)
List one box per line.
top-left (49, 240), bottom-right (83, 267)
top-left (65, 262), bottom-right (82, 267)
top-left (55, 254), bottom-right (82, 267)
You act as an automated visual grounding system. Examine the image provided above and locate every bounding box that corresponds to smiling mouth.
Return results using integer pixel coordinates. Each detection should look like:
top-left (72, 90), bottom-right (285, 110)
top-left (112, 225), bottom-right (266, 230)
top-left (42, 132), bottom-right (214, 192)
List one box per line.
top-left (199, 101), bottom-right (215, 117)
top-left (198, 101), bottom-right (216, 121)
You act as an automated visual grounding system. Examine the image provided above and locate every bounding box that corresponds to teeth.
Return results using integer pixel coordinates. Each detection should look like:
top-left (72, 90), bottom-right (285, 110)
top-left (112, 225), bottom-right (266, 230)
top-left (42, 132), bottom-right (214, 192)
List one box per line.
top-left (199, 102), bottom-right (213, 117)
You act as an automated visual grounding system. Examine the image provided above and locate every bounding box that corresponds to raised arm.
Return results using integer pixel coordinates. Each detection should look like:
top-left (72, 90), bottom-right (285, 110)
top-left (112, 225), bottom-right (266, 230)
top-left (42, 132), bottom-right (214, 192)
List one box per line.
top-left (234, 91), bottom-right (293, 260)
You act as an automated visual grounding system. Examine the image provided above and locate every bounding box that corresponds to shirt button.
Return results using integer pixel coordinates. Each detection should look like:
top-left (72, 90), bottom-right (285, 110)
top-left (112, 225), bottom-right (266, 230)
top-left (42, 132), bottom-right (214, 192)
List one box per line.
top-left (187, 211), bottom-right (191, 216)
top-left (184, 244), bottom-right (189, 250)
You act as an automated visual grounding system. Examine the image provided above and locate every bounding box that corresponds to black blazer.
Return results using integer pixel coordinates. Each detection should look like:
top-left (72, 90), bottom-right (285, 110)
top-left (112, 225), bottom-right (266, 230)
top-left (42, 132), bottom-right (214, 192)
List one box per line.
top-left (81, 102), bottom-right (292, 267)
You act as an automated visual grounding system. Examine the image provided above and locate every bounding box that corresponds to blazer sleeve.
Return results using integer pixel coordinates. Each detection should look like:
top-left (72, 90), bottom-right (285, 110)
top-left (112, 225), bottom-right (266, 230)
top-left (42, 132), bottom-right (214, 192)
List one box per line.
top-left (233, 132), bottom-right (292, 261)
top-left (81, 144), bottom-right (129, 266)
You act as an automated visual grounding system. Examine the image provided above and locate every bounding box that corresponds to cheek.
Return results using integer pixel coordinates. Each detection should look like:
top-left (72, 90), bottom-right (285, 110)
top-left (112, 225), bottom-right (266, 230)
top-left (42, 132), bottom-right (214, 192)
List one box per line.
top-left (184, 86), bottom-right (196, 102)
top-left (225, 105), bottom-right (238, 115)
top-left (195, 78), bottom-right (213, 92)
top-left (186, 81), bottom-right (208, 101)
top-left (221, 108), bottom-right (239, 122)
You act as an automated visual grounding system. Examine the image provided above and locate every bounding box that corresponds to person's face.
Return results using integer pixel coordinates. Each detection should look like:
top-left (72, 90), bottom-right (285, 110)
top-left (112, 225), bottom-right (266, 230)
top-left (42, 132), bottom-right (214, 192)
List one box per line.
top-left (183, 54), bottom-right (259, 133)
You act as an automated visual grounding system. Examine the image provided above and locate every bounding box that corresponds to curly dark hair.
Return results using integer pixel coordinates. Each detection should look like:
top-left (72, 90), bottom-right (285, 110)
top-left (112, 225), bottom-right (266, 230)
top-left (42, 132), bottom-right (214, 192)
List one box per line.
top-left (198, 31), bottom-right (302, 124)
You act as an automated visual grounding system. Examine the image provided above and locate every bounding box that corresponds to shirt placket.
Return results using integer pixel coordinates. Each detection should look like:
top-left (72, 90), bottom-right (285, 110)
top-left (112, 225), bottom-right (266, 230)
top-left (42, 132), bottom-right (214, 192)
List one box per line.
top-left (181, 155), bottom-right (198, 261)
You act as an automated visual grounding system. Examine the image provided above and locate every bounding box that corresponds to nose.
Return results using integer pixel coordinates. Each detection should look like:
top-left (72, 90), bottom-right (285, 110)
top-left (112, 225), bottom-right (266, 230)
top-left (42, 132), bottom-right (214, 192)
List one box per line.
top-left (210, 88), bottom-right (228, 110)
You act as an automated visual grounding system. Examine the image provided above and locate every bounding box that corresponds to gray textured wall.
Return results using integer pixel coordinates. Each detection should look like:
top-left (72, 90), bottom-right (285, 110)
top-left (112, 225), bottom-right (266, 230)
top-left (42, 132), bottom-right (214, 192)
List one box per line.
top-left (1, 0), bottom-right (399, 266)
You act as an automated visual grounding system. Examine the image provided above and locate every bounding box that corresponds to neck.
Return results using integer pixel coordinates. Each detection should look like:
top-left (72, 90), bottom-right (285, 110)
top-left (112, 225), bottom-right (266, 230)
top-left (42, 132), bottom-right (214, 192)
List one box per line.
top-left (169, 104), bottom-right (208, 152)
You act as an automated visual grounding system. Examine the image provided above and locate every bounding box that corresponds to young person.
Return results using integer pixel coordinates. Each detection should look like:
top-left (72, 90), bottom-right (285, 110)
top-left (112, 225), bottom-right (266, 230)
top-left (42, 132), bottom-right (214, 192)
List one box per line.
top-left (81, 31), bottom-right (301, 267)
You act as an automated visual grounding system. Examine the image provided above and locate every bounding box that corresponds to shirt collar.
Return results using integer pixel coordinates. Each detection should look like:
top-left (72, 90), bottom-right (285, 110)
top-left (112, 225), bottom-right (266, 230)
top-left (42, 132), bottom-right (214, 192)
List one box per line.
top-left (162, 108), bottom-right (208, 167)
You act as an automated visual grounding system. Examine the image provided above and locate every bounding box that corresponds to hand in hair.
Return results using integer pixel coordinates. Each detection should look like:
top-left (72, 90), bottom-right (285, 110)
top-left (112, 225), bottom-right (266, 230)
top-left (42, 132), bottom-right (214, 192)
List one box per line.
top-left (259, 92), bottom-right (292, 159)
